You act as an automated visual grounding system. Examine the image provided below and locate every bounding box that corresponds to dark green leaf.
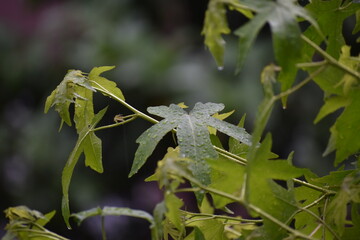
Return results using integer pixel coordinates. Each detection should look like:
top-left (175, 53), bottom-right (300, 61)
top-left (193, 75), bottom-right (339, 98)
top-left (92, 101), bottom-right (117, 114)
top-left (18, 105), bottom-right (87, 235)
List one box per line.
top-left (234, 9), bottom-right (271, 72)
top-left (130, 102), bottom-right (253, 186)
top-left (305, 0), bottom-right (359, 59)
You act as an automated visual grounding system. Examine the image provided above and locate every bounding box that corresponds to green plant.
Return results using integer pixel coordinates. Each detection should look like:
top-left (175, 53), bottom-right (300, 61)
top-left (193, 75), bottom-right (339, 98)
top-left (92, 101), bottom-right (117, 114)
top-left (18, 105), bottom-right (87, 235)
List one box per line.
top-left (3, 0), bottom-right (360, 239)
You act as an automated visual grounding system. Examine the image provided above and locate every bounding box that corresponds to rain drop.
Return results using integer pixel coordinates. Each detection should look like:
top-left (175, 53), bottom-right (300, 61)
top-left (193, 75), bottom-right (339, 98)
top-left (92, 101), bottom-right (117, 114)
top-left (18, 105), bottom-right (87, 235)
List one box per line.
top-left (218, 66), bottom-right (224, 71)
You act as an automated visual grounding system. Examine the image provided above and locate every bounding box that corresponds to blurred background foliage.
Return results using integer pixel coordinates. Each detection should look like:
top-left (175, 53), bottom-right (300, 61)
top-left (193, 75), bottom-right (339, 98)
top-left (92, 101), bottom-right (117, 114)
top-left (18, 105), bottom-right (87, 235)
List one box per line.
top-left (0, 0), bottom-right (356, 239)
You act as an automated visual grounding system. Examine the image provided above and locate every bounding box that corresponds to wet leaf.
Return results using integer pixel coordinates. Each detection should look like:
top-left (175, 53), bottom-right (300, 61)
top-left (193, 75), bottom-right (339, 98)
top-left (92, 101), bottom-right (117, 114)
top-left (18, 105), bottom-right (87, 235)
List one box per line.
top-left (130, 102), bottom-right (253, 186)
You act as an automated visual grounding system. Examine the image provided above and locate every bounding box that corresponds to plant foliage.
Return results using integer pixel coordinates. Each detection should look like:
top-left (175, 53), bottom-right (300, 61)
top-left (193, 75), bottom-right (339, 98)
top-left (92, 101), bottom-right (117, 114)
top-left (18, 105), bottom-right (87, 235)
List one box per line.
top-left (3, 1), bottom-right (360, 240)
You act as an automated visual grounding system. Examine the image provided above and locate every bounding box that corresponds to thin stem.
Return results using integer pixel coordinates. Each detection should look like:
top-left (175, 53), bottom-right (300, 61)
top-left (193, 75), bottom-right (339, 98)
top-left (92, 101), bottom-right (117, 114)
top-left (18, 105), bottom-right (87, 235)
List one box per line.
top-left (92, 115), bottom-right (138, 132)
top-left (224, 226), bottom-right (241, 237)
top-left (309, 224), bottom-right (322, 237)
top-left (301, 35), bottom-right (360, 81)
top-left (182, 173), bottom-right (317, 240)
top-left (322, 195), bottom-right (330, 239)
top-left (297, 205), bottom-right (340, 240)
top-left (175, 187), bottom-right (201, 193)
top-left (275, 65), bottom-right (326, 101)
top-left (92, 80), bottom-right (251, 167)
top-left (218, 152), bottom-right (246, 165)
top-left (91, 81), bottom-right (159, 124)
top-left (183, 211), bottom-right (263, 223)
top-left (101, 215), bottom-right (107, 240)
top-left (296, 61), bottom-right (327, 68)
top-left (248, 204), bottom-right (317, 240)
top-left (293, 179), bottom-right (336, 195)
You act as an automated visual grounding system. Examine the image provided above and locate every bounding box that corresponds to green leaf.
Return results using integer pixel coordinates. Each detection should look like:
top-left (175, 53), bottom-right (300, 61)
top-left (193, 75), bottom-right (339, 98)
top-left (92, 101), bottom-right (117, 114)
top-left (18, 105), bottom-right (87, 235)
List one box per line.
top-left (294, 186), bottom-right (325, 238)
top-left (165, 193), bottom-right (184, 232)
top-left (245, 134), bottom-right (305, 239)
top-left (187, 219), bottom-right (228, 240)
top-left (314, 96), bottom-right (349, 124)
top-left (88, 66), bottom-right (125, 101)
top-left (72, 206), bottom-right (154, 225)
top-left (353, 10), bottom-right (360, 34)
top-left (61, 107), bottom-right (107, 228)
top-left (207, 156), bottom-right (245, 208)
top-left (202, 0), bottom-right (231, 68)
top-left (152, 201), bottom-right (166, 240)
top-left (234, 8), bottom-right (271, 72)
top-left (3, 206), bottom-right (62, 240)
top-left (208, 110), bottom-right (234, 135)
top-left (305, 0), bottom-right (359, 59)
top-left (326, 171), bottom-right (360, 234)
top-left (4, 206), bottom-right (44, 222)
top-left (35, 210), bottom-right (56, 227)
top-left (235, 0), bottom-right (319, 105)
top-left (74, 83), bottom-right (94, 133)
top-left (251, 64), bottom-right (278, 142)
top-left (44, 70), bottom-right (95, 129)
top-left (130, 102), bottom-right (253, 187)
top-left (329, 91), bottom-right (360, 165)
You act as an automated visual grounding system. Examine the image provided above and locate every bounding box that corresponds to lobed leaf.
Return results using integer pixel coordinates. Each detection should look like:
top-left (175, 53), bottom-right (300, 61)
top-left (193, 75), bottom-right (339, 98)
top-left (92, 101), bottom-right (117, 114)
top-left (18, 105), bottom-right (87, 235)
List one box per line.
top-left (131, 102), bottom-right (253, 186)
top-left (305, 0), bottom-right (359, 59)
top-left (245, 134), bottom-right (305, 239)
top-left (44, 70), bottom-right (95, 128)
top-left (88, 66), bottom-right (125, 101)
top-left (314, 96), bottom-right (349, 124)
top-left (61, 107), bottom-right (107, 228)
top-left (129, 118), bottom-right (178, 177)
top-left (202, 0), bottom-right (231, 68)
top-left (329, 91), bottom-right (360, 165)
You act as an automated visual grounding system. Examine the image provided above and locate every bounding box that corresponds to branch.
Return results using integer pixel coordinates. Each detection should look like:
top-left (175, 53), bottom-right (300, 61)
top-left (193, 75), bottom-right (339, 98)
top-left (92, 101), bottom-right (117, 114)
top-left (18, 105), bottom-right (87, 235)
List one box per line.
top-left (301, 35), bottom-right (360, 81)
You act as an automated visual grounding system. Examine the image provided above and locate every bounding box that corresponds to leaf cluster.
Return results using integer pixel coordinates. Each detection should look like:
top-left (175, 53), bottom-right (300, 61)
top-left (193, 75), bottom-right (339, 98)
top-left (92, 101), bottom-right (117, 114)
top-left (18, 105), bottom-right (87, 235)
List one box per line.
top-left (3, 1), bottom-right (360, 240)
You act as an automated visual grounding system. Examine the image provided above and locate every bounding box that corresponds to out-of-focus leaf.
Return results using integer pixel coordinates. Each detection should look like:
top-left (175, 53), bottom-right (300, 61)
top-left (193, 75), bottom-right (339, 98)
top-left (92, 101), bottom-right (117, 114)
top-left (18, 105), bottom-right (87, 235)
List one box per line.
top-left (234, 9), bottom-right (270, 72)
top-left (187, 218), bottom-right (228, 240)
top-left (152, 201), bottom-right (166, 240)
top-left (130, 102), bottom-right (253, 186)
top-left (4, 206), bottom-right (43, 222)
top-left (329, 91), bottom-right (360, 165)
top-left (44, 70), bottom-right (95, 129)
top-left (235, 0), bottom-right (319, 106)
top-left (305, 0), bottom-right (359, 59)
top-left (314, 96), bottom-right (349, 124)
top-left (353, 10), bottom-right (360, 34)
top-left (71, 206), bottom-right (154, 225)
top-left (251, 64), bottom-right (278, 142)
top-left (3, 206), bottom-right (64, 240)
top-left (62, 107), bottom-right (107, 228)
top-left (202, 0), bottom-right (231, 68)
top-left (36, 210), bottom-right (56, 227)
top-left (208, 110), bottom-right (234, 135)
top-left (326, 171), bottom-right (360, 234)
top-left (165, 193), bottom-right (184, 232)
top-left (88, 66), bottom-right (125, 101)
